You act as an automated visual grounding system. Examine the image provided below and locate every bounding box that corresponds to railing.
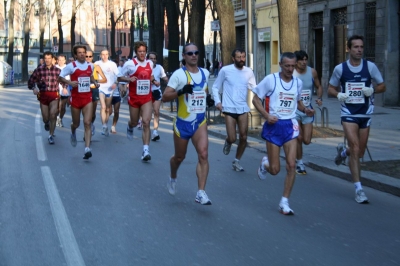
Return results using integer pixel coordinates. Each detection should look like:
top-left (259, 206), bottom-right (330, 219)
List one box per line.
top-left (314, 106), bottom-right (329, 128)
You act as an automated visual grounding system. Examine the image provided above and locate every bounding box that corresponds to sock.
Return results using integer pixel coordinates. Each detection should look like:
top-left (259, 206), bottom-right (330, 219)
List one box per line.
top-left (281, 197), bottom-right (289, 204)
top-left (296, 159), bottom-right (303, 165)
top-left (341, 148), bottom-right (347, 158)
top-left (153, 129), bottom-right (158, 134)
top-left (234, 158), bottom-right (239, 162)
top-left (102, 124), bottom-right (107, 128)
top-left (170, 176), bottom-right (176, 182)
top-left (143, 145), bottom-right (149, 151)
top-left (85, 147), bottom-right (91, 152)
top-left (354, 182), bottom-right (362, 192)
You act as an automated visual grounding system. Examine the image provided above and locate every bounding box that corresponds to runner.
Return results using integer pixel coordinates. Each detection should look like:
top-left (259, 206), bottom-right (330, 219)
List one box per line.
top-left (58, 45), bottom-right (99, 159)
top-left (109, 86), bottom-right (121, 133)
top-left (328, 35), bottom-right (386, 203)
top-left (293, 50), bottom-right (322, 174)
top-left (252, 52), bottom-right (311, 215)
top-left (162, 43), bottom-right (214, 205)
top-left (118, 41), bottom-right (155, 162)
top-left (28, 51), bottom-right (61, 144)
top-left (86, 50), bottom-right (108, 136)
top-left (147, 52), bottom-right (169, 141)
top-left (117, 60), bottom-right (128, 103)
top-left (211, 48), bottom-right (256, 171)
top-left (55, 54), bottom-right (69, 128)
top-left (95, 49), bottom-right (121, 136)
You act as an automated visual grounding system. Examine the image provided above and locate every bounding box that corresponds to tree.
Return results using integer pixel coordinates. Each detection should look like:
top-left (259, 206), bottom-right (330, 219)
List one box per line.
top-left (208, 0), bottom-right (218, 62)
top-left (54, 0), bottom-right (63, 54)
top-left (188, 0), bottom-right (206, 67)
top-left (70, 0), bottom-right (84, 56)
top-left (277, 0), bottom-right (300, 52)
top-left (214, 0), bottom-right (235, 66)
top-left (39, 0), bottom-right (46, 53)
top-left (129, 5), bottom-right (136, 58)
top-left (148, 0), bottom-right (164, 65)
top-left (164, 0), bottom-right (180, 72)
top-left (22, 0), bottom-right (32, 81)
top-left (6, 0), bottom-right (15, 67)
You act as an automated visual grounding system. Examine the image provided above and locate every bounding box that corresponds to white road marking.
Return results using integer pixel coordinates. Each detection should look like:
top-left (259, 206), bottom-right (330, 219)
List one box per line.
top-left (41, 166), bottom-right (86, 266)
top-left (35, 111), bottom-right (41, 134)
top-left (35, 136), bottom-right (47, 161)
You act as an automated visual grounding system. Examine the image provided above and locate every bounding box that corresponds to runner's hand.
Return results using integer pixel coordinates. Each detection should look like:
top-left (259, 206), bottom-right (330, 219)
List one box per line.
top-left (362, 87), bottom-right (374, 97)
top-left (177, 84), bottom-right (193, 96)
top-left (206, 94), bottom-right (215, 107)
top-left (337, 92), bottom-right (348, 102)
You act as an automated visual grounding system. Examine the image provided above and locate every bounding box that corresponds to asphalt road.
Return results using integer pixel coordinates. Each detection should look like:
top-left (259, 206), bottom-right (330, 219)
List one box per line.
top-left (1, 86), bottom-right (399, 266)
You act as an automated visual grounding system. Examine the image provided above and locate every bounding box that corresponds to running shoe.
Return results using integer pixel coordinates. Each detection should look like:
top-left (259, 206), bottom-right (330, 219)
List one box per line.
top-left (59, 119), bottom-right (64, 127)
top-left (91, 123), bottom-right (95, 136)
top-left (44, 122), bottom-right (50, 131)
top-left (296, 163), bottom-right (307, 175)
top-left (137, 120), bottom-right (142, 130)
top-left (141, 149), bottom-right (151, 162)
top-left (126, 126), bottom-right (134, 140)
top-left (195, 190), bottom-right (212, 205)
top-left (48, 135), bottom-right (55, 145)
top-left (232, 160), bottom-right (244, 172)
top-left (111, 126), bottom-right (117, 134)
top-left (223, 140), bottom-right (231, 155)
top-left (151, 131), bottom-right (160, 141)
top-left (56, 117), bottom-right (61, 127)
top-left (83, 147), bottom-right (92, 160)
top-left (355, 189), bottom-right (369, 204)
top-left (279, 201), bottom-right (294, 215)
top-left (257, 156), bottom-right (269, 180)
top-left (101, 126), bottom-right (109, 136)
top-left (70, 133), bottom-right (77, 147)
top-left (167, 178), bottom-right (177, 195)
top-left (334, 143), bottom-right (346, 166)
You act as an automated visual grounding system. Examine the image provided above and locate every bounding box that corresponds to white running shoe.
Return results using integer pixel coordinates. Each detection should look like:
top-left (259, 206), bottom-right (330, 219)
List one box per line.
top-left (56, 117), bottom-right (61, 127)
top-left (223, 140), bottom-right (231, 155)
top-left (279, 201), bottom-right (294, 215)
top-left (296, 163), bottom-right (307, 175)
top-left (137, 120), bottom-right (142, 130)
top-left (257, 156), bottom-right (269, 180)
top-left (335, 143), bottom-right (346, 166)
top-left (126, 126), bottom-right (134, 140)
top-left (167, 178), bottom-right (177, 195)
top-left (355, 189), bottom-right (369, 204)
top-left (195, 190), bottom-right (212, 205)
top-left (151, 131), bottom-right (160, 141)
top-left (111, 126), bottom-right (117, 134)
top-left (83, 147), bottom-right (92, 160)
top-left (232, 160), bottom-right (244, 172)
top-left (101, 126), bottom-right (109, 136)
top-left (70, 133), bottom-right (77, 147)
top-left (48, 135), bottom-right (55, 145)
top-left (141, 149), bottom-right (151, 161)
top-left (91, 123), bottom-right (95, 136)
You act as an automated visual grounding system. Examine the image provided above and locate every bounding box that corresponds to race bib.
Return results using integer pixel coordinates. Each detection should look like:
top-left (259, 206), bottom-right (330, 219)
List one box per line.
top-left (78, 77), bottom-right (90, 93)
top-left (277, 92), bottom-right (296, 118)
top-left (136, 80), bottom-right (150, 95)
top-left (300, 89), bottom-right (311, 106)
top-left (187, 91), bottom-right (206, 114)
top-left (345, 82), bottom-right (365, 104)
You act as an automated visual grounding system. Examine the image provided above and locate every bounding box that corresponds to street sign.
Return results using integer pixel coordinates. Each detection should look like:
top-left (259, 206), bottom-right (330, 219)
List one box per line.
top-left (53, 46), bottom-right (58, 53)
top-left (211, 20), bottom-right (220, 31)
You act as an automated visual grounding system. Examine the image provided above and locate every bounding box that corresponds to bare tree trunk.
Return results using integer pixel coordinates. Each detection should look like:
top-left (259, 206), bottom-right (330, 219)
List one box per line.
top-left (210, 0), bottom-right (218, 62)
top-left (214, 0), bottom-right (235, 66)
top-left (153, 1), bottom-right (164, 65)
top-left (39, 0), bottom-right (46, 53)
top-left (6, 0), bottom-right (15, 67)
top-left (164, 0), bottom-right (180, 72)
top-left (54, 0), bottom-right (63, 53)
top-left (277, 0), bottom-right (300, 52)
top-left (180, 0), bottom-right (188, 46)
top-left (109, 0), bottom-right (117, 60)
top-left (70, 0), bottom-right (76, 55)
top-left (188, 0), bottom-right (205, 67)
top-left (147, 0), bottom-right (154, 51)
top-left (22, 0), bottom-right (32, 81)
top-left (129, 6), bottom-right (135, 58)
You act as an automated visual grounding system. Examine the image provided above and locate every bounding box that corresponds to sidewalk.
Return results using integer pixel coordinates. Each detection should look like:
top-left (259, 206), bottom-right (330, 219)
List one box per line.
top-left (160, 75), bottom-right (400, 197)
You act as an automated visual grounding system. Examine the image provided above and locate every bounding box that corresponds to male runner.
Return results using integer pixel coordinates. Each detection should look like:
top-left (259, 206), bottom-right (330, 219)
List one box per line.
top-left (56, 54), bottom-right (69, 128)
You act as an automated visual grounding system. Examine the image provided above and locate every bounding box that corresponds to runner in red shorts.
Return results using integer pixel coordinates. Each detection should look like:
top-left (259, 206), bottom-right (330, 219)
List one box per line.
top-left (118, 41), bottom-right (155, 162)
top-left (58, 45), bottom-right (99, 159)
top-left (28, 51), bottom-right (61, 145)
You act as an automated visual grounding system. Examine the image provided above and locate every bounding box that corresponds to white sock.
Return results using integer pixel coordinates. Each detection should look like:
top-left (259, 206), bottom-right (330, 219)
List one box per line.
top-left (143, 145), bottom-right (149, 151)
top-left (354, 182), bottom-right (362, 191)
top-left (234, 158), bottom-right (239, 162)
top-left (281, 197), bottom-right (289, 203)
top-left (296, 159), bottom-right (303, 165)
top-left (170, 176), bottom-right (176, 182)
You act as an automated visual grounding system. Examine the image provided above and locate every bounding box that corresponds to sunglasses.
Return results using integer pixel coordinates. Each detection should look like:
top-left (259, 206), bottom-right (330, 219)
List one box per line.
top-left (86, 56), bottom-right (93, 58)
top-left (185, 51), bottom-right (199, 56)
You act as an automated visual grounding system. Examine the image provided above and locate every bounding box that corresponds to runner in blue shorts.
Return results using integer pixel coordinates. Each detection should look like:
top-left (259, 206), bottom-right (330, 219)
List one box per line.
top-left (162, 43), bottom-right (214, 205)
top-left (252, 52), bottom-right (313, 215)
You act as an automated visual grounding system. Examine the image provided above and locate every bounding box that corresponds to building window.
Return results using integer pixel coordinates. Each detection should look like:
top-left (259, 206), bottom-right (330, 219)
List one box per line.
top-left (119, 32), bottom-right (126, 47)
top-left (332, 8), bottom-right (347, 66)
top-left (232, 0), bottom-right (245, 12)
top-left (365, 2), bottom-right (376, 62)
top-left (311, 12), bottom-right (323, 29)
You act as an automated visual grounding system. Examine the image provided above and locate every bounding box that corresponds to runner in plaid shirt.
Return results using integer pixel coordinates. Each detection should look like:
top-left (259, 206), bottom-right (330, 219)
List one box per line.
top-left (28, 51), bottom-right (61, 145)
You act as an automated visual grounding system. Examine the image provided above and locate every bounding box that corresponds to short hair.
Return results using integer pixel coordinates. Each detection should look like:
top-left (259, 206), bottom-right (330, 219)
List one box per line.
top-left (231, 48), bottom-right (245, 57)
top-left (147, 52), bottom-right (157, 59)
top-left (73, 45), bottom-right (87, 56)
top-left (134, 41), bottom-right (148, 53)
top-left (294, 50), bottom-right (308, 61)
top-left (347, 35), bottom-right (364, 49)
top-left (280, 52), bottom-right (296, 63)
top-left (57, 54), bottom-right (66, 60)
top-left (86, 50), bottom-right (94, 55)
top-left (183, 42), bottom-right (197, 53)
top-left (43, 51), bottom-right (54, 58)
